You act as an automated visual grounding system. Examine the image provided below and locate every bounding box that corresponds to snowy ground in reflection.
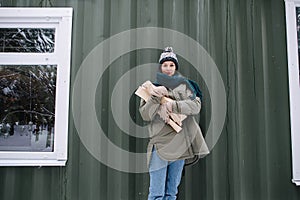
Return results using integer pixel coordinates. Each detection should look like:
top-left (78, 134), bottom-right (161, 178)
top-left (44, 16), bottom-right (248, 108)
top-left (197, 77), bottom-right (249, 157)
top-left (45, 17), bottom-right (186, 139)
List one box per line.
top-left (0, 125), bottom-right (53, 151)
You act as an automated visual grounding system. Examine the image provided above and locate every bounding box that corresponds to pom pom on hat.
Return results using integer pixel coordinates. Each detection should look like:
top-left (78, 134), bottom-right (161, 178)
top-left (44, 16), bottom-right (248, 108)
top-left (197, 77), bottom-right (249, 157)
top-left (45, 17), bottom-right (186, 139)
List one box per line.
top-left (159, 47), bottom-right (179, 70)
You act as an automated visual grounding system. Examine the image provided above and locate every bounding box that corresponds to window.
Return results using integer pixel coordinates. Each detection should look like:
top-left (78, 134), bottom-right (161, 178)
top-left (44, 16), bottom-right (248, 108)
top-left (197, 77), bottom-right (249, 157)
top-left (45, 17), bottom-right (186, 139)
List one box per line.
top-left (0, 8), bottom-right (72, 166)
top-left (285, 0), bottom-right (300, 186)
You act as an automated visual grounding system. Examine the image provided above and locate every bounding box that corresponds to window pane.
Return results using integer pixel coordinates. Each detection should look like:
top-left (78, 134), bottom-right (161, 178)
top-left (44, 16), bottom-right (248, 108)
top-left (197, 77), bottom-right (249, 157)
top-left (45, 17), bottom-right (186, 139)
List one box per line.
top-left (0, 65), bottom-right (56, 152)
top-left (0, 28), bottom-right (55, 53)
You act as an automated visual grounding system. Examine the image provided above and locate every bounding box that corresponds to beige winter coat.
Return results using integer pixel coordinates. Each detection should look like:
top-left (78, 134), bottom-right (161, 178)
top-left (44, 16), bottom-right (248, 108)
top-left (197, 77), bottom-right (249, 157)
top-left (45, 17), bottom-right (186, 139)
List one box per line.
top-left (139, 83), bottom-right (210, 167)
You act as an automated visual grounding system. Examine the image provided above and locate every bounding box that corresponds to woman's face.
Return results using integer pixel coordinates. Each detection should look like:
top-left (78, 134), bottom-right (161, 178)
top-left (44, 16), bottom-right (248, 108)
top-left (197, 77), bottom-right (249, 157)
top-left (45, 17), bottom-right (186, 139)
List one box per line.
top-left (161, 61), bottom-right (176, 76)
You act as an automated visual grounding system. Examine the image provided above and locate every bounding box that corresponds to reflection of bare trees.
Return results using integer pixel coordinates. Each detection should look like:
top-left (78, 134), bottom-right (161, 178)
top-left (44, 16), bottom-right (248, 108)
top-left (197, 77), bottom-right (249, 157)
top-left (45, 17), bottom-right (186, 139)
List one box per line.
top-left (2, 110), bottom-right (53, 123)
top-left (0, 65), bottom-right (56, 129)
top-left (0, 28), bottom-right (55, 53)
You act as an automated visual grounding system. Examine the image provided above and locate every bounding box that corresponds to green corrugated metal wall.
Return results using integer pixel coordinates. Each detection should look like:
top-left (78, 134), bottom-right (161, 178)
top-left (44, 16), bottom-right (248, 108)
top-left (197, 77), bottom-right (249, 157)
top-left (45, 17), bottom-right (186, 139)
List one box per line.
top-left (1, 0), bottom-right (300, 199)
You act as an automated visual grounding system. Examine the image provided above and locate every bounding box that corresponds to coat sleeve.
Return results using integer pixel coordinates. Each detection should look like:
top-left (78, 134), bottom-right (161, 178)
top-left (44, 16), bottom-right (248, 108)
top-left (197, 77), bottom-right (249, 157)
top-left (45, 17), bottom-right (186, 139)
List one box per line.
top-left (172, 97), bottom-right (201, 115)
top-left (139, 95), bottom-right (161, 121)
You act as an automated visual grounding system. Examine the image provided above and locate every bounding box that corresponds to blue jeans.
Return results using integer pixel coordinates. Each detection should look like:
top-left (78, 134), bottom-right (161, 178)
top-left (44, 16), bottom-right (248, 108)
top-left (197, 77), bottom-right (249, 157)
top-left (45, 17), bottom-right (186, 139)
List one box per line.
top-left (148, 149), bottom-right (185, 200)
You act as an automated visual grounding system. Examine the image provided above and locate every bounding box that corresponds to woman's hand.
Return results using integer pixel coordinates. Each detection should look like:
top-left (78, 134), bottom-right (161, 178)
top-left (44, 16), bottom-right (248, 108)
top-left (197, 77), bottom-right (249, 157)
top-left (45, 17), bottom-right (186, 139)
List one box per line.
top-left (164, 101), bottom-right (173, 113)
top-left (157, 101), bottom-right (173, 123)
top-left (158, 103), bottom-right (170, 123)
top-left (150, 86), bottom-right (168, 97)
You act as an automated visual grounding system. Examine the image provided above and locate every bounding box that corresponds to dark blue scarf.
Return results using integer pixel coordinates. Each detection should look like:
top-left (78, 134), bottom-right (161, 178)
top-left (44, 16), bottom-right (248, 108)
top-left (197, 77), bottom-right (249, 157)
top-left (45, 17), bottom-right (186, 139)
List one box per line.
top-left (154, 72), bottom-right (203, 101)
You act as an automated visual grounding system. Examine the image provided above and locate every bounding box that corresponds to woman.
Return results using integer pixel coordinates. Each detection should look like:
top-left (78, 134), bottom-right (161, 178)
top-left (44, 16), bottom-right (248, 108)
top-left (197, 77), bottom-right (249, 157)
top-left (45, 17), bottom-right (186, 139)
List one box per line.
top-left (139, 47), bottom-right (209, 200)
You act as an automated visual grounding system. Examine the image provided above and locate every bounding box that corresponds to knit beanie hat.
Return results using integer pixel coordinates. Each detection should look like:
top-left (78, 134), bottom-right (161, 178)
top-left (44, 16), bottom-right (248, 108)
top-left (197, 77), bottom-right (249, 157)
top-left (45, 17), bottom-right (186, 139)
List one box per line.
top-left (159, 47), bottom-right (179, 70)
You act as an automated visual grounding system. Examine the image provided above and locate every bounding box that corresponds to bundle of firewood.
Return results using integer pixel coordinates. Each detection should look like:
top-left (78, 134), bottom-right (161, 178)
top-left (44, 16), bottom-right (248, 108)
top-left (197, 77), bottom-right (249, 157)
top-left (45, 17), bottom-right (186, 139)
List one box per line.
top-left (135, 81), bottom-right (186, 133)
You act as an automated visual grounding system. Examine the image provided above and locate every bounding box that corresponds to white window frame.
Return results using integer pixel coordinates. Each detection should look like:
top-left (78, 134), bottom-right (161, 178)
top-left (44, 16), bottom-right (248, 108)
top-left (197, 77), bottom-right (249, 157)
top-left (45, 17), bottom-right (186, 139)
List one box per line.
top-left (0, 8), bottom-right (73, 166)
top-left (285, 0), bottom-right (300, 186)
